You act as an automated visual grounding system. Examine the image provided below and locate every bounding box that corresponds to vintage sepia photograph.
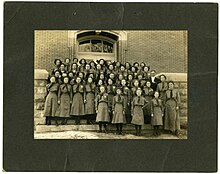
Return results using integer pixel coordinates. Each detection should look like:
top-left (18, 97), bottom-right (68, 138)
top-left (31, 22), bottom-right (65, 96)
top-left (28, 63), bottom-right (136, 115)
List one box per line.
top-left (34, 30), bottom-right (188, 139)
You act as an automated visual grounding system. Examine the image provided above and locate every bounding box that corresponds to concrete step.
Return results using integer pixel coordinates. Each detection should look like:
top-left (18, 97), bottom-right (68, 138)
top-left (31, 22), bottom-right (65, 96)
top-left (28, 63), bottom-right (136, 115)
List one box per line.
top-left (35, 124), bottom-right (153, 133)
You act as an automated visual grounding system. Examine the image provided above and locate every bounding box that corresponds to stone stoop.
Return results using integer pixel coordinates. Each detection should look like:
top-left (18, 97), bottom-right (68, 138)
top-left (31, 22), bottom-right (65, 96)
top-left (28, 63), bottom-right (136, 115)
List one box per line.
top-left (35, 124), bottom-right (153, 133)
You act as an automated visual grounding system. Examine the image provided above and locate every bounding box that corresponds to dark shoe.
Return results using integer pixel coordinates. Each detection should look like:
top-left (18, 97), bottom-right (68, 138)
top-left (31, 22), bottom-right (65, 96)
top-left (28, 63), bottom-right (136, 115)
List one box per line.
top-left (103, 129), bottom-right (108, 134)
top-left (175, 130), bottom-right (180, 136)
top-left (97, 130), bottom-right (102, 133)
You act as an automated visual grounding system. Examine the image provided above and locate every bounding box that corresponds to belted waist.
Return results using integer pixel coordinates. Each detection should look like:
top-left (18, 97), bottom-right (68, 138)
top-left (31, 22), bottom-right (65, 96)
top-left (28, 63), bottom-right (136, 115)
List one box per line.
top-left (99, 101), bottom-right (108, 103)
top-left (134, 104), bottom-right (143, 106)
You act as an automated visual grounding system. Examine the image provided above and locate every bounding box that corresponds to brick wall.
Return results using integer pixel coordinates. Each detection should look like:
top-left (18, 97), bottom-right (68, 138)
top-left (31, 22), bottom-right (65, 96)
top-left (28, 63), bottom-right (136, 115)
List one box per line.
top-left (126, 31), bottom-right (187, 73)
top-left (34, 30), bottom-right (69, 71)
top-left (34, 30), bottom-right (187, 73)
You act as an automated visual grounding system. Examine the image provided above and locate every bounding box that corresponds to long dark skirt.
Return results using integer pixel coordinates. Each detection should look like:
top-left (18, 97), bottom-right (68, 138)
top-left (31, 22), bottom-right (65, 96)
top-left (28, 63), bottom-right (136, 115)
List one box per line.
top-left (143, 96), bottom-right (152, 124)
top-left (85, 93), bottom-right (95, 115)
top-left (96, 102), bottom-right (110, 122)
top-left (131, 105), bottom-right (144, 125)
top-left (164, 99), bottom-right (180, 131)
top-left (70, 93), bottom-right (85, 116)
top-left (44, 92), bottom-right (58, 117)
top-left (112, 103), bottom-right (126, 124)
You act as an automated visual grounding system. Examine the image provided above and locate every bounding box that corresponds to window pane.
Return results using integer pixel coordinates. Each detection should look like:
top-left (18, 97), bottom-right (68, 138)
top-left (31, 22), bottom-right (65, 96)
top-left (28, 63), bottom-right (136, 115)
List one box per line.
top-left (91, 40), bottom-right (102, 52)
top-left (79, 40), bottom-right (91, 52)
top-left (103, 41), bottom-right (113, 53)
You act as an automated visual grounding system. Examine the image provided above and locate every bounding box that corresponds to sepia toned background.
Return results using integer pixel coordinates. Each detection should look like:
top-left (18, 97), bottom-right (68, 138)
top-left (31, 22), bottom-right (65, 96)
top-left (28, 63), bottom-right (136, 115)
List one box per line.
top-left (34, 30), bottom-right (187, 138)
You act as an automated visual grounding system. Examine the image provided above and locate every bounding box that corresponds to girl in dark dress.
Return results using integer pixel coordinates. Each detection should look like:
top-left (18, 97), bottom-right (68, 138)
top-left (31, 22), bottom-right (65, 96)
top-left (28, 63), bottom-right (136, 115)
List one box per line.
top-left (164, 81), bottom-right (181, 136)
top-left (72, 57), bottom-right (78, 65)
top-left (116, 73), bottom-right (124, 87)
top-left (143, 80), bottom-right (154, 124)
top-left (125, 62), bottom-right (131, 73)
top-left (96, 79), bottom-right (104, 96)
top-left (78, 72), bottom-right (85, 84)
top-left (156, 74), bottom-right (168, 106)
top-left (71, 63), bottom-right (78, 77)
top-left (127, 74), bottom-right (134, 89)
top-left (84, 64), bottom-right (91, 79)
top-left (107, 64), bottom-right (115, 75)
top-left (143, 66), bottom-right (150, 80)
top-left (109, 73), bottom-right (116, 85)
top-left (112, 88), bottom-right (126, 135)
top-left (151, 91), bottom-right (164, 136)
top-left (51, 59), bottom-right (62, 75)
top-left (106, 78), bottom-right (116, 121)
top-left (137, 73), bottom-right (146, 89)
top-left (44, 76), bottom-right (59, 126)
top-left (57, 76), bottom-right (72, 125)
top-left (60, 63), bottom-right (66, 74)
top-left (54, 70), bottom-right (63, 84)
top-left (95, 85), bottom-right (110, 133)
top-left (131, 80), bottom-right (140, 101)
top-left (68, 72), bottom-right (75, 86)
top-left (70, 77), bottom-right (85, 125)
top-left (98, 72), bottom-right (106, 84)
top-left (131, 66), bottom-right (138, 79)
top-left (95, 64), bottom-right (104, 81)
top-left (114, 62), bottom-right (121, 75)
top-left (131, 88), bottom-right (148, 136)
top-left (64, 58), bottom-right (71, 72)
top-left (90, 60), bottom-right (96, 70)
top-left (121, 79), bottom-right (131, 123)
top-left (84, 77), bottom-right (96, 124)
top-left (78, 58), bottom-right (87, 72)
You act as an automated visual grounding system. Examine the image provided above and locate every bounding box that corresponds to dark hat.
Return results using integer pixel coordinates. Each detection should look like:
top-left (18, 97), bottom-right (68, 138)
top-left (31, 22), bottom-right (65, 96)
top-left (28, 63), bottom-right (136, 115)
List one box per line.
top-left (71, 63), bottom-right (78, 67)
top-left (89, 60), bottom-right (96, 65)
top-left (160, 74), bottom-right (167, 79)
top-left (54, 59), bottom-right (62, 65)
top-left (168, 80), bottom-right (174, 85)
top-left (130, 66), bottom-right (137, 71)
top-left (77, 71), bottom-right (85, 76)
top-left (65, 58), bottom-right (71, 62)
top-left (54, 69), bottom-right (61, 74)
top-left (72, 57), bottom-right (78, 62)
top-left (62, 76), bottom-right (69, 81)
top-left (79, 58), bottom-right (86, 64)
top-left (96, 58), bottom-right (105, 64)
top-left (144, 66), bottom-right (150, 71)
top-left (116, 86), bottom-right (122, 91)
top-left (133, 62), bottom-right (139, 66)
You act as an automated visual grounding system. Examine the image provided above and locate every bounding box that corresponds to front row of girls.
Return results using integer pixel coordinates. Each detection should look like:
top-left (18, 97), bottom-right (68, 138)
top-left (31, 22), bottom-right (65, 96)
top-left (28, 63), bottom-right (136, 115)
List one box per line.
top-left (44, 75), bottom-right (181, 137)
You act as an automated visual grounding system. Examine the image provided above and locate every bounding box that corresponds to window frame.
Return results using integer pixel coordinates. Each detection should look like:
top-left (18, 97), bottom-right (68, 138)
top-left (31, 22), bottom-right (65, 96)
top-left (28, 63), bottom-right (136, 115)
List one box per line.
top-left (77, 36), bottom-right (116, 55)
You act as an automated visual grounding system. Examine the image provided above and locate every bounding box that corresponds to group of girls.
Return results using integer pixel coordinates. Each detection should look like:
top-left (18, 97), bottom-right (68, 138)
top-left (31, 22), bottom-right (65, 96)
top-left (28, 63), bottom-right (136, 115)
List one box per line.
top-left (44, 57), bottom-right (181, 137)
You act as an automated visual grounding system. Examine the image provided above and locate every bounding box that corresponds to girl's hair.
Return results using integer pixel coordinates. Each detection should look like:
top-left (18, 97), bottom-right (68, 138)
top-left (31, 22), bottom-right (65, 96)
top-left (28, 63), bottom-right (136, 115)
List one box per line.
top-left (160, 74), bottom-right (167, 79)
top-left (54, 70), bottom-right (61, 74)
top-left (72, 57), bottom-right (78, 62)
top-left (54, 59), bottom-right (62, 65)
top-left (133, 79), bottom-right (139, 85)
top-left (62, 76), bottom-right (69, 82)
top-left (71, 63), bottom-right (78, 68)
top-left (79, 58), bottom-right (86, 64)
top-left (168, 81), bottom-right (174, 85)
top-left (145, 80), bottom-right (151, 84)
top-left (77, 71), bottom-right (84, 76)
top-left (143, 66), bottom-right (150, 71)
top-left (49, 75), bottom-right (56, 82)
top-left (65, 58), bottom-right (71, 62)
top-left (130, 66), bottom-right (137, 71)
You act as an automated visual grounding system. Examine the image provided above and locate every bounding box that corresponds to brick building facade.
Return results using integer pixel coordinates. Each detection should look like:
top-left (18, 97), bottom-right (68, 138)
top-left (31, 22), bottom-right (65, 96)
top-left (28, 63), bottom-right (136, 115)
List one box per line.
top-left (34, 30), bottom-right (187, 73)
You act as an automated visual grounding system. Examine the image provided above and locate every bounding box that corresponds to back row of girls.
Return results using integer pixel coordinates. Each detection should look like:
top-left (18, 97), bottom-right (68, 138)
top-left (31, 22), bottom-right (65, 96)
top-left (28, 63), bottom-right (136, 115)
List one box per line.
top-left (44, 58), bottom-right (181, 136)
